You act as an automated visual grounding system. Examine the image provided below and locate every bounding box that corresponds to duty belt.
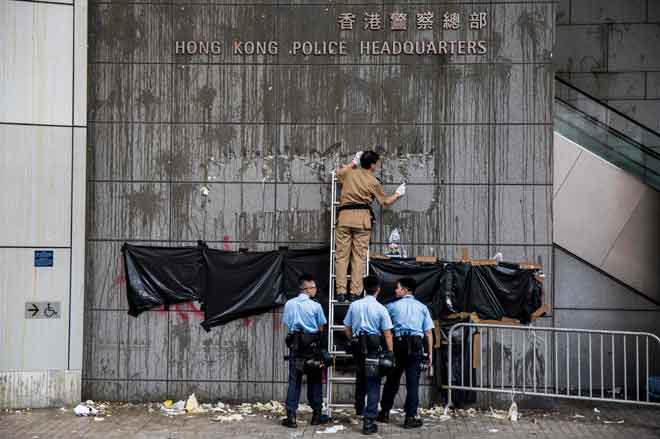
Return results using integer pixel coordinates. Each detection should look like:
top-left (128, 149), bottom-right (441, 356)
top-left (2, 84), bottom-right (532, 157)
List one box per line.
top-left (393, 334), bottom-right (424, 356)
top-left (336, 203), bottom-right (375, 225)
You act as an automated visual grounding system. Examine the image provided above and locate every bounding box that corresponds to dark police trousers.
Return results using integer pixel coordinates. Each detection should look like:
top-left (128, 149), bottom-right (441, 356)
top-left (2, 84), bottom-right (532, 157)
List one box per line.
top-left (380, 336), bottom-right (423, 418)
top-left (351, 334), bottom-right (383, 419)
top-left (286, 333), bottom-right (323, 412)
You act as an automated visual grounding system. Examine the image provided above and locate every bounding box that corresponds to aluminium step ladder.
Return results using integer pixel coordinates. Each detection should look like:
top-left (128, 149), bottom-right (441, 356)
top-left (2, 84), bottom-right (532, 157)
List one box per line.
top-left (324, 170), bottom-right (370, 417)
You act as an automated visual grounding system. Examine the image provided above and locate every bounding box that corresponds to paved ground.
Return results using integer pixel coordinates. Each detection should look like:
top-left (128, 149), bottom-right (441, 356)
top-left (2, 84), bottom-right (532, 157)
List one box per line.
top-left (1, 400), bottom-right (659, 439)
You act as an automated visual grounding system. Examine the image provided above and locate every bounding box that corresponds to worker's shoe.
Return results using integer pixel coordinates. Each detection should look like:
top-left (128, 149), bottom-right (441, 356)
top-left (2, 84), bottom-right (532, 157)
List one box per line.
top-left (348, 293), bottom-right (361, 302)
top-left (281, 411), bottom-right (297, 428)
top-left (336, 293), bottom-right (347, 303)
top-left (362, 417), bottom-right (378, 435)
top-left (376, 410), bottom-right (389, 423)
top-left (310, 410), bottom-right (329, 425)
top-left (403, 416), bottom-right (423, 429)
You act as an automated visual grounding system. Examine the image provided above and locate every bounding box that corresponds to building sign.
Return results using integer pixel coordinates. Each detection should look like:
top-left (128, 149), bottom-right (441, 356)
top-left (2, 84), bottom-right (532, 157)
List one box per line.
top-left (34, 250), bottom-right (53, 267)
top-left (25, 301), bottom-right (61, 319)
top-left (175, 10), bottom-right (488, 57)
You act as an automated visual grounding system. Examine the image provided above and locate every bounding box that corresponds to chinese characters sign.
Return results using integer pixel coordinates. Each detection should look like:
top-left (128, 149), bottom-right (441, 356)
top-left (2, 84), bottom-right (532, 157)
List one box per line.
top-left (336, 11), bottom-right (488, 32)
top-left (175, 10), bottom-right (489, 57)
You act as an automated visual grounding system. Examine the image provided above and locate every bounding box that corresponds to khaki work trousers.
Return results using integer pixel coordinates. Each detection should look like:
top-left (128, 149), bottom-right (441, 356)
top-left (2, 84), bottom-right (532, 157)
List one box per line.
top-left (335, 225), bottom-right (371, 295)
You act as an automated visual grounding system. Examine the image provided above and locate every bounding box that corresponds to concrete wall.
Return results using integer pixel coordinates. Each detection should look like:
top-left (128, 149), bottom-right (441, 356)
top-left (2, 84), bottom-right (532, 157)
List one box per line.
top-left (0, 0), bottom-right (87, 408)
top-left (555, 0), bottom-right (660, 131)
top-left (553, 133), bottom-right (660, 302)
top-left (84, 1), bottom-right (555, 403)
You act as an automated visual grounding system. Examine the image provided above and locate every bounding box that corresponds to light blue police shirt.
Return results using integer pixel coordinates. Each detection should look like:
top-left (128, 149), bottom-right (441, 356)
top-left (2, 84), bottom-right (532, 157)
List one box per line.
top-left (386, 294), bottom-right (434, 337)
top-left (283, 293), bottom-right (327, 333)
top-left (343, 295), bottom-right (393, 337)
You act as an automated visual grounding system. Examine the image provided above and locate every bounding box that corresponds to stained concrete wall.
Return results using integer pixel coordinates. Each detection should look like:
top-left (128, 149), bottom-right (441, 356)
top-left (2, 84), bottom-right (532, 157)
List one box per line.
top-left (84, 1), bottom-right (555, 403)
top-left (555, 0), bottom-right (660, 131)
top-left (0, 0), bottom-right (87, 408)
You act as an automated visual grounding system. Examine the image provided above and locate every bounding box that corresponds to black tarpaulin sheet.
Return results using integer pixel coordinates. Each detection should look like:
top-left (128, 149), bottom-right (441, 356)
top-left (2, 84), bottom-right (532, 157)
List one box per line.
top-left (123, 243), bottom-right (204, 317)
top-left (201, 248), bottom-right (285, 331)
top-left (122, 243), bottom-right (543, 327)
top-left (283, 247), bottom-right (330, 311)
top-left (468, 264), bottom-right (543, 324)
top-left (432, 263), bottom-right (470, 318)
top-left (368, 258), bottom-right (446, 305)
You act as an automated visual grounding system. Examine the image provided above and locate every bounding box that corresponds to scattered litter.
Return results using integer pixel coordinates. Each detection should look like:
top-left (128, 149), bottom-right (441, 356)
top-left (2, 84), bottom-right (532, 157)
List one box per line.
top-left (594, 408), bottom-right (600, 414)
top-left (488, 428), bottom-right (499, 433)
top-left (74, 403), bottom-right (98, 417)
top-left (573, 414), bottom-right (585, 419)
top-left (252, 400), bottom-right (286, 416)
top-left (507, 401), bottom-right (519, 422)
top-left (420, 405), bottom-right (452, 421)
top-left (211, 414), bottom-right (244, 422)
top-left (160, 399), bottom-right (186, 416)
top-left (60, 407), bottom-right (67, 412)
top-left (163, 400), bottom-right (173, 408)
top-left (487, 407), bottom-right (508, 420)
top-left (603, 419), bottom-right (624, 424)
top-left (316, 425), bottom-right (345, 434)
top-left (185, 394), bottom-right (200, 413)
top-left (93, 417), bottom-right (104, 422)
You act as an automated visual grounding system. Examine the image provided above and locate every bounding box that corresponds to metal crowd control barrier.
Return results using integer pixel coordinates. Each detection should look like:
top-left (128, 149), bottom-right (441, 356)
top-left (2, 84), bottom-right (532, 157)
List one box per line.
top-left (447, 323), bottom-right (660, 407)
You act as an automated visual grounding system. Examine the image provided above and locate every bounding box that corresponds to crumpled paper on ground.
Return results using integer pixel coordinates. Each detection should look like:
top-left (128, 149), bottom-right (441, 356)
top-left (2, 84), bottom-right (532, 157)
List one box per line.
top-left (74, 402), bottom-right (99, 417)
top-left (486, 402), bottom-right (519, 422)
top-left (316, 425), bottom-right (345, 434)
top-left (212, 414), bottom-right (244, 422)
top-left (419, 405), bottom-right (451, 421)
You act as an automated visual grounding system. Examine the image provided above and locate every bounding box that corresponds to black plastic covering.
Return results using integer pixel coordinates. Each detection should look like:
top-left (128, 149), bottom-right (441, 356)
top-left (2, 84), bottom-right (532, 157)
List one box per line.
top-left (123, 243), bottom-right (544, 328)
top-left (123, 243), bottom-right (204, 317)
top-left (368, 258), bottom-right (445, 305)
top-left (201, 248), bottom-right (285, 331)
top-left (466, 263), bottom-right (543, 324)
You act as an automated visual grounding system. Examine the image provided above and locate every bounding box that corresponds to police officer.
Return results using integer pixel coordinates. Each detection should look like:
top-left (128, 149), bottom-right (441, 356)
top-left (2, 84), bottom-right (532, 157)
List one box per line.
top-left (377, 277), bottom-right (434, 429)
top-left (343, 275), bottom-right (394, 435)
top-left (335, 151), bottom-right (405, 303)
top-left (281, 274), bottom-right (329, 428)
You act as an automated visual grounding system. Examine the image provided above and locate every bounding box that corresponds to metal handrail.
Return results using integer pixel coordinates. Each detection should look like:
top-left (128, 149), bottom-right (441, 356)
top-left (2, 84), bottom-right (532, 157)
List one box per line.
top-left (447, 323), bottom-right (660, 407)
top-left (556, 76), bottom-right (660, 141)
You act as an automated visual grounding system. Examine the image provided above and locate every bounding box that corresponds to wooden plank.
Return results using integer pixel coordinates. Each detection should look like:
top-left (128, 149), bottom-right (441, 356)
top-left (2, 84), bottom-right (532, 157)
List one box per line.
top-left (471, 259), bottom-right (498, 266)
top-left (519, 262), bottom-right (543, 270)
top-left (433, 320), bottom-right (443, 348)
top-left (472, 332), bottom-right (481, 369)
top-left (460, 247), bottom-right (470, 263)
top-left (416, 255), bottom-right (437, 263)
top-left (369, 253), bottom-right (390, 260)
top-left (531, 303), bottom-right (551, 320)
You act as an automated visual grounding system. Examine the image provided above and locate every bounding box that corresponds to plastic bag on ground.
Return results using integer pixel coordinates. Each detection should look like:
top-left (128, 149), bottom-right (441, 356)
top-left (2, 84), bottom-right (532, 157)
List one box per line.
top-left (74, 403), bottom-right (98, 417)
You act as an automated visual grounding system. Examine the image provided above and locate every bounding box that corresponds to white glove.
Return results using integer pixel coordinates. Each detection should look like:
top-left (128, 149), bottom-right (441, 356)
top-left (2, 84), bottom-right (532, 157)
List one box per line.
top-left (395, 182), bottom-right (406, 196)
top-left (351, 151), bottom-right (363, 167)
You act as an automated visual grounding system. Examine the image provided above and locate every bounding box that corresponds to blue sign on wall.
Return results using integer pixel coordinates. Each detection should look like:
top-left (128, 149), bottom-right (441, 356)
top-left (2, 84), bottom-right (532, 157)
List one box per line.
top-left (34, 250), bottom-right (54, 267)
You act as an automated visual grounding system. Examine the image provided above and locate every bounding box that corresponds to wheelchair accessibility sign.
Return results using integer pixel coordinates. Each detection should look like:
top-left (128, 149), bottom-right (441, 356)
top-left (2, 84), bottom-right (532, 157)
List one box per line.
top-left (25, 302), bottom-right (61, 319)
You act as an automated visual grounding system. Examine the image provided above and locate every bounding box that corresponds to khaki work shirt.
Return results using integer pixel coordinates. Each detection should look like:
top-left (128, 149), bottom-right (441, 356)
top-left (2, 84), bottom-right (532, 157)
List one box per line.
top-left (336, 168), bottom-right (386, 230)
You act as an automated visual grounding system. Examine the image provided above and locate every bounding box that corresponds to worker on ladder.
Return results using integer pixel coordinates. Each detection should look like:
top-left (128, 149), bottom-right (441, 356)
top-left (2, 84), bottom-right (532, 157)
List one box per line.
top-left (343, 275), bottom-right (395, 435)
top-left (377, 277), bottom-right (433, 429)
top-left (281, 274), bottom-right (330, 428)
top-left (335, 150), bottom-right (405, 302)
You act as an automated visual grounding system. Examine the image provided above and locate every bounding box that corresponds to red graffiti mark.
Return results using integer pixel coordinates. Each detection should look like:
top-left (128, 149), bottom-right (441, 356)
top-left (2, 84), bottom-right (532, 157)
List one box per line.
top-left (223, 235), bottom-right (232, 251)
top-left (114, 257), bottom-right (126, 286)
top-left (155, 303), bottom-right (204, 322)
top-left (242, 317), bottom-right (253, 328)
top-left (272, 312), bottom-right (282, 331)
